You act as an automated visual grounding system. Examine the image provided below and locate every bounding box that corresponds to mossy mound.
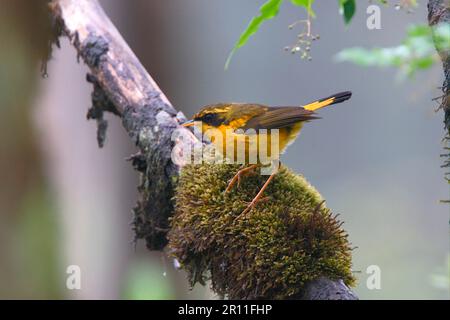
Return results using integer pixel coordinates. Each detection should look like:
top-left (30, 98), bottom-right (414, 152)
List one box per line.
top-left (168, 163), bottom-right (355, 299)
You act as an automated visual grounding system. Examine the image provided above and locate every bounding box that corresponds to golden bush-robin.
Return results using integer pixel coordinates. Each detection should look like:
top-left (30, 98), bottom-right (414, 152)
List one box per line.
top-left (182, 91), bottom-right (352, 217)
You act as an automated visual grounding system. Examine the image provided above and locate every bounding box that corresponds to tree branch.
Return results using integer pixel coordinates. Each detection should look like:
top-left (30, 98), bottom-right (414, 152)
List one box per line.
top-left (50, 0), bottom-right (198, 250)
top-left (428, 0), bottom-right (450, 190)
top-left (299, 277), bottom-right (359, 300)
top-left (48, 0), bottom-right (357, 300)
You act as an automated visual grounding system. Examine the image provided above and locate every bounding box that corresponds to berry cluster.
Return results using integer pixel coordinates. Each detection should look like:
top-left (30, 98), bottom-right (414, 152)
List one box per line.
top-left (284, 19), bottom-right (319, 61)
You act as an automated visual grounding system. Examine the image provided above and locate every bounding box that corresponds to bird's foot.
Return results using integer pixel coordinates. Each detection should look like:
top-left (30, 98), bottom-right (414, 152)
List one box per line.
top-left (225, 164), bottom-right (258, 193)
top-left (233, 169), bottom-right (278, 221)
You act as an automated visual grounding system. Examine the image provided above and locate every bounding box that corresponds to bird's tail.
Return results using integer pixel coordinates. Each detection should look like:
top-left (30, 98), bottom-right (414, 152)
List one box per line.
top-left (303, 91), bottom-right (352, 111)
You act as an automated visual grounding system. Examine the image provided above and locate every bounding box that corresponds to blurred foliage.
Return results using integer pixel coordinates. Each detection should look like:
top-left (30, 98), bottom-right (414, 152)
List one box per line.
top-left (0, 185), bottom-right (61, 299)
top-left (226, 0), bottom-right (424, 69)
top-left (122, 259), bottom-right (174, 299)
top-left (429, 255), bottom-right (450, 291)
top-left (16, 187), bottom-right (62, 298)
top-left (0, 0), bottom-right (53, 109)
top-left (336, 23), bottom-right (450, 77)
top-left (0, 0), bottom-right (61, 298)
top-left (376, 0), bottom-right (418, 10)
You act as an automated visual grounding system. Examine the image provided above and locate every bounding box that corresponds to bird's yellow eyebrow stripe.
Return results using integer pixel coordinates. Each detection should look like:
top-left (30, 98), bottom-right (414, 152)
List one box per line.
top-left (204, 107), bottom-right (230, 114)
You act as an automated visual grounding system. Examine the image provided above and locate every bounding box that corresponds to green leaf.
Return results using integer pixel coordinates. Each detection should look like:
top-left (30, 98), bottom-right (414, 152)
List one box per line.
top-left (336, 23), bottom-right (450, 77)
top-left (339, 0), bottom-right (356, 25)
top-left (412, 56), bottom-right (434, 70)
top-left (225, 0), bottom-right (283, 69)
top-left (290, 0), bottom-right (316, 17)
top-left (407, 24), bottom-right (431, 37)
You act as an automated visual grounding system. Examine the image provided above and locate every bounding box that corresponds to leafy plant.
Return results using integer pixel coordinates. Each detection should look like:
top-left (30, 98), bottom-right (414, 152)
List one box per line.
top-left (225, 0), bottom-right (356, 69)
top-left (335, 23), bottom-right (450, 77)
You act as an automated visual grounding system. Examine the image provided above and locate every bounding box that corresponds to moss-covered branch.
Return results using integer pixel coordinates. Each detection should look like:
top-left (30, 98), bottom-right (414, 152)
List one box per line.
top-left (170, 164), bottom-right (356, 299)
top-left (48, 0), bottom-right (357, 299)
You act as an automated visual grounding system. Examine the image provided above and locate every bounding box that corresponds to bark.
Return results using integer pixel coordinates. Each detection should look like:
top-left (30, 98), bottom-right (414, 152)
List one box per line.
top-left (49, 0), bottom-right (198, 250)
top-left (300, 277), bottom-right (359, 300)
top-left (48, 0), bottom-right (357, 300)
top-left (428, 0), bottom-right (450, 187)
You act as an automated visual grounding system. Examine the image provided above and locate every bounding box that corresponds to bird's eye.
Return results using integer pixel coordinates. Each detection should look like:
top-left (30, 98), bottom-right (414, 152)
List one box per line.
top-left (198, 112), bottom-right (221, 126)
top-left (202, 114), bottom-right (214, 122)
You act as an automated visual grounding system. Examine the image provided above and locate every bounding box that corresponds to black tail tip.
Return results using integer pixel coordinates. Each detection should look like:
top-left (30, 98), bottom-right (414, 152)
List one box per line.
top-left (332, 91), bottom-right (352, 104)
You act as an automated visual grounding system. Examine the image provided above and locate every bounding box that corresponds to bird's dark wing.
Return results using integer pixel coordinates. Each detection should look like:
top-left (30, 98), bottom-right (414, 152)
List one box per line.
top-left (241, 106), bottom-right (320, 130)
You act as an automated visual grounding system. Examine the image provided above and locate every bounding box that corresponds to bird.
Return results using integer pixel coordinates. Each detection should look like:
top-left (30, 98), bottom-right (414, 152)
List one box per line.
top-left (182, 91), bottom-right (352, 218)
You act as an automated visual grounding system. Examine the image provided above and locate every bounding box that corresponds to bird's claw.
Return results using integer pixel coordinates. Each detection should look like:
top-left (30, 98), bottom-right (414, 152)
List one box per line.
top-left (225, 165), bottom-right (258, 194)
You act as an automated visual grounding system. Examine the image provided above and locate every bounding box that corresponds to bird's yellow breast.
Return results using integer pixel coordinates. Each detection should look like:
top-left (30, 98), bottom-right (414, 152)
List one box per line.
top-left (201, 122), bottom-right (304, 164)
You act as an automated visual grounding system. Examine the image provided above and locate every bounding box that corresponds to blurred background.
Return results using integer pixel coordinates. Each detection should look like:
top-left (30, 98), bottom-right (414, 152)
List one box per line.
top-left (0, 0), bottom-right (448, 299)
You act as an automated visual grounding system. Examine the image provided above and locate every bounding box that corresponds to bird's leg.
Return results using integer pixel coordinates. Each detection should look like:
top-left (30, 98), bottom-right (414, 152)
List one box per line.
top-left (237, 172), bottom-right (277, 218)
top-left (225, 164), bottom-right (258, 193)
top-left (236, 162), bottom-right (281, 219)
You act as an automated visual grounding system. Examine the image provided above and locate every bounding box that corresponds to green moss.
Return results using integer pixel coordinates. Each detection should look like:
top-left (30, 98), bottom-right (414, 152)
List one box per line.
top-left (168, 163), bottom-right (355, 299)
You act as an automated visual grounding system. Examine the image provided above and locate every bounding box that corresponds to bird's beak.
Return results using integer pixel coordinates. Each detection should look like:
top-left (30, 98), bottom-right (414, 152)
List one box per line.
top-left (182, 120), bottom-right (195, 127)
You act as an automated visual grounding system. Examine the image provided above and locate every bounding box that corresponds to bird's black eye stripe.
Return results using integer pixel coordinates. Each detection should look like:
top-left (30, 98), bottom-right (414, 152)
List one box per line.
top-left (199, 113), bottom-right (222, 126)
